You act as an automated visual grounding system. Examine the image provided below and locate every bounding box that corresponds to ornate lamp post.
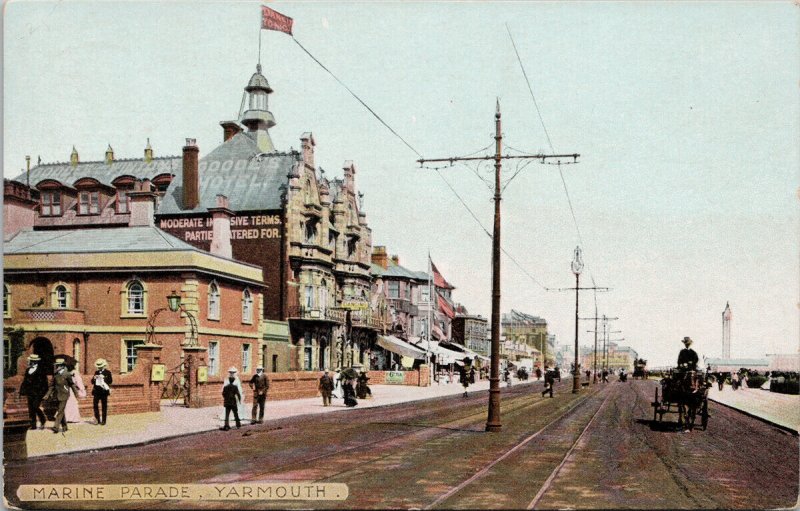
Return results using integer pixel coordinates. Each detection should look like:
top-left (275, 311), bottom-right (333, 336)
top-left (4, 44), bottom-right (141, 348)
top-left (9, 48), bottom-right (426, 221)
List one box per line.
top-left (146, 291), bottom-right (198, 346)
top-left (571, 246), bottom-right (583, 394)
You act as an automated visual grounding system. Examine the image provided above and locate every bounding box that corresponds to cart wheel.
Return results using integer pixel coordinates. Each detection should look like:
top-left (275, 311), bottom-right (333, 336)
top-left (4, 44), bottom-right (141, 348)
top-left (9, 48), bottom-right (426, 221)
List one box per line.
top-left (701, 399), bottom-right (709, 430)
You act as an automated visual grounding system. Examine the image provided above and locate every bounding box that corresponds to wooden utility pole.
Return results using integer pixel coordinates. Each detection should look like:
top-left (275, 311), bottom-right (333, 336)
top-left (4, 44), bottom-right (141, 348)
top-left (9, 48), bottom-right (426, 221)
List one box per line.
top-left (581, 313), bottom-right (617, 383)
top-left (417, 101), bottom-right (579, 432)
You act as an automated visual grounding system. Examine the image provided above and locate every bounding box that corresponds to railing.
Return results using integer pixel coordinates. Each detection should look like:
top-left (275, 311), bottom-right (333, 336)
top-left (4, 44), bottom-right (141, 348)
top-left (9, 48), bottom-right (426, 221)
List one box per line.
top-left (287, 306), bottom-right (345, 323)
top-left (18, 308), bottom-right (85, 324)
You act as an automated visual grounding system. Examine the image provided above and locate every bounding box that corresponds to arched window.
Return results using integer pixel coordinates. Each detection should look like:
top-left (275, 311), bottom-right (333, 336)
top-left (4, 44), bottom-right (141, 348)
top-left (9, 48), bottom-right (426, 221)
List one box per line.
top-left (3, 284), bottom-right (10, 318)
top-left (242, 289), bottom-right (253, 324)
top-left (127, 281), bottom-right (145, 314)
top-left (208, 282), bottom-right (220, 320)
top-left (55, 285), bottom-right (68, 308)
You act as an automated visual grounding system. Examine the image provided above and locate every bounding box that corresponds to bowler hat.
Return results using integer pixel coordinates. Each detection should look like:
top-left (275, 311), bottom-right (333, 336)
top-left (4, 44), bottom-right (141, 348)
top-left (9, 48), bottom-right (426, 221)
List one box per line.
top-left (95, 358), bottom-right (108, 369)
top-left (682, 337), bottom-right (693, 346)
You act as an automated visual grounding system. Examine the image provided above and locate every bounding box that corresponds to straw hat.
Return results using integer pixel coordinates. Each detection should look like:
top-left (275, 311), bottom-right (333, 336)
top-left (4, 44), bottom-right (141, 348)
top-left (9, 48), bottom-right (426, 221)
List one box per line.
top-left (228, 366), bottom-right (238, 374)
top-left (95, 358), bottom-right (108, 369)
top-left (54, 358), bottom-right (66, 366)
top-left (27, 354), bottom-right (41, 362)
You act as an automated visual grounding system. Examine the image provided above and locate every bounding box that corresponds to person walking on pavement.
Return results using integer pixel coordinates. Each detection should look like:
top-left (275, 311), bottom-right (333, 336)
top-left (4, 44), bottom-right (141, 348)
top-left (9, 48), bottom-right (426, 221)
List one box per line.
top-left (469, 366), bottom-right (476, 385)
top-left (221, 375), bottom-right (241, 430)
top-left (460, 366), bottom-right (470, 398)
top-left (248, 366), bottom-right (269, 424)
top-left (542, 366), bottom-right (554, 398)
top-left (19, 354), bottom-right (49, 430)
top-left (65, 366), bottom-right (87, 423)
top-left (342, 378), bottom-right (358, 407)
top-left (47, 358), bottom-right (79, 434)
top-left (91, 358), bottom-right (113, 425)
top-left (319, 370), bottom-right (334, 406)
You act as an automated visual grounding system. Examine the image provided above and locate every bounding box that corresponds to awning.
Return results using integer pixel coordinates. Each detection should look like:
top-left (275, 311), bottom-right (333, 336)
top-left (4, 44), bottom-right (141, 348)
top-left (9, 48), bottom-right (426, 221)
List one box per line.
top-left (409, 339), bottom-right (463, 365)
top-left (376, 335), bottom-right (426, 360)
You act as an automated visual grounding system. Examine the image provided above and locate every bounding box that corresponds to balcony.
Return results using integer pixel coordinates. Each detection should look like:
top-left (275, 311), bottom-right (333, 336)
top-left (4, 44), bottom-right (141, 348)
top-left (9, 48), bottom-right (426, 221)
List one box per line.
top-left (16, 308), bottom-right (86, 325)
top-left (287, 306), bottom-right (344, 323)
top-left (389, 300), bottom-right (418, 316)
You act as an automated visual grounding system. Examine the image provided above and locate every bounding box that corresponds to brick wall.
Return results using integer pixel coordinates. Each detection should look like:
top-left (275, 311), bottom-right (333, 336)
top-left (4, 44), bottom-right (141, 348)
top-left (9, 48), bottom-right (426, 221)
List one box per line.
top-left (194, 371), bottom-right (321, 407)
top-left (361, 366), bottom-right (430, 387)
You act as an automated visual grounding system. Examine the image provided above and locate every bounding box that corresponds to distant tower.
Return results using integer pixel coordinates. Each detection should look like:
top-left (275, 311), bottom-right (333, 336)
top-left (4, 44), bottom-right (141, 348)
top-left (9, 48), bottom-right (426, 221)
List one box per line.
top-left (722, 302), bottom-right (732, 358)
top-left (239, 63), bottom-right (276, 153)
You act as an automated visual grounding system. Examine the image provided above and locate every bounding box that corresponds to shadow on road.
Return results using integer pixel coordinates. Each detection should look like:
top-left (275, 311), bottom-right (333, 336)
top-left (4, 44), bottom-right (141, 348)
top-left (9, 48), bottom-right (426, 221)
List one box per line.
top-left (634, 418), bottom-right (687, 433)
top-left (370, 422), bottom-right (484, 433)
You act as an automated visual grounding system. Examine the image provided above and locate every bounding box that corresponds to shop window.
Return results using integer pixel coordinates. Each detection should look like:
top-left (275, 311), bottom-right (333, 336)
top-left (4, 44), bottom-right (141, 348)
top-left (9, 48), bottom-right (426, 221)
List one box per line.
top-left (242, 289), bottom-right (253, 324)
top-left (40, 191), bottom-right (62, 216)
top-left (123, 339), bottom-right (145, 373)
top-left (208, 282), bottom-right (220, 320)
top-left (208, 341), bottom-right (219, 376)
top-left (241, 343), bottom-right (251, 373)
top-left (78, 191), bottom-right (100, 215)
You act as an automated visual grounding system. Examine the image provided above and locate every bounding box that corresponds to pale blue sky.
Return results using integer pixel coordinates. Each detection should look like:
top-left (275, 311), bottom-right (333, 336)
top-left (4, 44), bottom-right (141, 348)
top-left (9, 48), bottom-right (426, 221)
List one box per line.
top-left (4, 1), bottom-right (798, 366)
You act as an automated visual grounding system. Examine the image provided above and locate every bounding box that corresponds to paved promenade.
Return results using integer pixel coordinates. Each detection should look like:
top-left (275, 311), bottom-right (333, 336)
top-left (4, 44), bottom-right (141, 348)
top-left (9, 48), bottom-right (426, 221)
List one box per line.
top-left (707, 384), bottom-right (799, 433)
top-left (24, 376), bottom-right (519, 458)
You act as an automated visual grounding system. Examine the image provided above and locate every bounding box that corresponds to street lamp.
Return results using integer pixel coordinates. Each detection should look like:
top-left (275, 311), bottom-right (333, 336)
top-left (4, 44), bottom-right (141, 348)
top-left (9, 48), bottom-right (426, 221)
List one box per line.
top-left (571, 246), bottom-right (583, 394)
top-left (146, 291), bottom-right (198, 346)
top-left (167, 291), bottom-right (182, 312)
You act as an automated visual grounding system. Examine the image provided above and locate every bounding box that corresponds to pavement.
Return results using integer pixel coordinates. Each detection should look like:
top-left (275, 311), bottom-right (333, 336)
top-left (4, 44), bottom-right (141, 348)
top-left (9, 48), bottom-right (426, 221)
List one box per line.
top-left (22, 376), bottom-right (511, 458)
top-left (707, 383), bottom-right (799, 433)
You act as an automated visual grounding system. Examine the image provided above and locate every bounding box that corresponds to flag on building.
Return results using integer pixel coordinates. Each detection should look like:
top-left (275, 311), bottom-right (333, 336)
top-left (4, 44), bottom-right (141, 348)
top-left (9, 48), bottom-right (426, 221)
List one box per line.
top-left (261, 5), bottom-right (293, 35)
top-left (430, 259), bottom-right (454, 290)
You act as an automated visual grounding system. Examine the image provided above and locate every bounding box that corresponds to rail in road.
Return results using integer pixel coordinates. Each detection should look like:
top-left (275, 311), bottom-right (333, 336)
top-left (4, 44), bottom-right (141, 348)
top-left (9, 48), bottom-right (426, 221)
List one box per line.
top-left (4, 379), bottom-right (798, 510)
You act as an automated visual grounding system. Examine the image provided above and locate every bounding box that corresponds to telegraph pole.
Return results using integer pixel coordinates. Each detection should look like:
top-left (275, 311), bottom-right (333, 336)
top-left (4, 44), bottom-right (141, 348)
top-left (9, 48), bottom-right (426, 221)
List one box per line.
top-left (579, 313), bottom-right (615, 383)
top-left (417, 101), bottom-right (579, 432)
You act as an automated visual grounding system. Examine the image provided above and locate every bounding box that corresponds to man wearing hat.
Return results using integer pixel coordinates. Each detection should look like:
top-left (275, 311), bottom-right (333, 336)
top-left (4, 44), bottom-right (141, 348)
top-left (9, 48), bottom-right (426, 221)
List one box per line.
top-left (248, 365), bottom-right (270, 424)
top-left (19, 354), bottom-right (49, 430)
top-left (48, 358), bottom-right (80, 433)
top-left (677, 337), bottom-right (699, 371)
top-left (318, 370), bottom-right (334, 406)
top-left (91, 358), bottom-right (113, 425)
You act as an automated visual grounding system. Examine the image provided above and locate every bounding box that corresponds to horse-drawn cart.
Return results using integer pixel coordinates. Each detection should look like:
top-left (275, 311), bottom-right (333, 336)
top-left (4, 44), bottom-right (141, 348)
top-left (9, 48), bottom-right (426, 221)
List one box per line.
top-left (652, 369), bottom-right (710, 431)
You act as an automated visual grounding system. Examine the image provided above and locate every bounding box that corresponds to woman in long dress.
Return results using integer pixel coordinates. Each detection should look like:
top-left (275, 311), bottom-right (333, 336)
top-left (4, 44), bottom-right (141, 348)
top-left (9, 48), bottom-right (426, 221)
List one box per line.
top-left (65, 369), bottom-right (86, 423)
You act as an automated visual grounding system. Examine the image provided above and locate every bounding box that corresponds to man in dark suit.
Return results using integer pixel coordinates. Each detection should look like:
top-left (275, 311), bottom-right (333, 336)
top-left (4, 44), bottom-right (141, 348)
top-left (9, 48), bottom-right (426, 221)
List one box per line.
top-left (48, 358), bottom-right (79, 433)
top-left (541, 366), bottom-right (554, 398)
top-left (248, 366), bottom-right (270, 424)
top-left (91, 358), bottom-right (113, 425)
top-left (677, 337), bottom-right (699, 371)
top-left (319, 370), bottom-right (334, 406)
top-left (19, 354), bottom-right (49, 430)
top-left (222, 376), bottom-right (241, 430)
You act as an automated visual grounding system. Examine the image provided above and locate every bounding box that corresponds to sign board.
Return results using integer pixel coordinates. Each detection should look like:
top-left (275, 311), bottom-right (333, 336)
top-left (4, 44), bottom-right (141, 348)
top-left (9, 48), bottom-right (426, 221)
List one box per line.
top-left (150, 364), bottom-right (165, 382)
top-left (386, 371), bottom-right (405, 384)
top-left (341, 300), bottom-right (369, 311)
top-left (197, 366), bottom-right (208, 383)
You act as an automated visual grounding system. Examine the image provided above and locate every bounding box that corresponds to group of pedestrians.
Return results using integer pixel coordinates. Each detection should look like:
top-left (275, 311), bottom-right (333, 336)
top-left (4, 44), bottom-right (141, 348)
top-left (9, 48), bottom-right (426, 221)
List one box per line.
top-left (19, 354), bottom-right (114, 434)
top-left (220, 365), bottom-right (270, 430)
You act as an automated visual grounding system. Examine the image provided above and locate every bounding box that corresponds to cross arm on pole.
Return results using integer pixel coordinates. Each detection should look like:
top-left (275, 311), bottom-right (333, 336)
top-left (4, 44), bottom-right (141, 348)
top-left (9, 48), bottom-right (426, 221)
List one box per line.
top-left (417, 153), bottom-right (579, 165)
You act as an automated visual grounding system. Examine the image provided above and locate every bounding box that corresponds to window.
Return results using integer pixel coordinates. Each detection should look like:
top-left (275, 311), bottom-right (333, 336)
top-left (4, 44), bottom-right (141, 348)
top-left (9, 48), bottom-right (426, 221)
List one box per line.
top-left (421, 285), bottom-right (431, 303)
top-left (241, 289), bottom-right (253, 324)
top-left (55, 285), bottom-right (68, 308)
top-left (208, 282), bottom-right (220, 320)
top-left (127, 281), bottom-right (145, 315)
top-left (304, 219), bottom-right (318, 244)
top-left (388, 281), bottom-right (400, 299)
top-left (73, 339), bottom-right (81, 371)
top-left (208, 341), bottom-right (219, 376)
top-left (3, 337), bottom-right (10, 374)
top-left (272, 354), bottom-right (278, 373)
top-left (78, 191), bottom-right (100, 215)
top-left (304, 286), bottom-right (314, 310)
top-left (347, 237), bottom-right (357, 257)
top-left (303, 332), bottom-right (312, 371)
top-left (41, 191), bottom-right (62, 216)
top-left (3, 285), bottom-right (9, 318)
top-left (328, 231), bottom-right (336, 249)
top-left (241, 344), bottom-right (251, 373)
top-left (117, 189), bottom-right (131, 214)
top-left (319, 281), bottom-right (328, 312)
top-left (123, 340), bottom-right (145, 373)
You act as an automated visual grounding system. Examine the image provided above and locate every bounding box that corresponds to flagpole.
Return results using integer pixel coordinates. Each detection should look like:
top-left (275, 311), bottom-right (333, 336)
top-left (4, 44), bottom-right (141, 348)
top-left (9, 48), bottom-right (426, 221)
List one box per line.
top-left (258, 25), bottom-right (262, 66)
top-left (428, 251), bottom-right (433, 384)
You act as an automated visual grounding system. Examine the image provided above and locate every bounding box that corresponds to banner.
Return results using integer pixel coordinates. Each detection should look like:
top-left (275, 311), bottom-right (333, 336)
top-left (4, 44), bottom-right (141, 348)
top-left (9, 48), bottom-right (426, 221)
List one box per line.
top-left (261, 5), bottom-right (293, 35)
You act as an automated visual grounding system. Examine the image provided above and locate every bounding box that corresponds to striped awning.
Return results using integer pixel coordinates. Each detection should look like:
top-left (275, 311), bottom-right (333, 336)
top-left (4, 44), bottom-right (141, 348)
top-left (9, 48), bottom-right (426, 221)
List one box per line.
top-left (376, 335), bottom-right (426, 360)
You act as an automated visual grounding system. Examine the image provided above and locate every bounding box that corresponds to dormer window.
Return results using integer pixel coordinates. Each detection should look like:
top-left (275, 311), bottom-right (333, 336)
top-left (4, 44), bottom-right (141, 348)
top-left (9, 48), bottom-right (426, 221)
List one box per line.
top-left (116, 188), bottom-right (131, 214)
top-left (304, 218), bottom-right (318, 244)
top-left (78, 191), bottom-right (100, 215)
top-left (41, 191), bottom-right (62, 216)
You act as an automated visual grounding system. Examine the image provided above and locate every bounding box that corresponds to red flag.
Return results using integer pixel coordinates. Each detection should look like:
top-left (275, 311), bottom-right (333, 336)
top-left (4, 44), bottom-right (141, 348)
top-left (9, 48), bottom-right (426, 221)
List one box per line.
top-left (261, 5), bottom-right (293, 35)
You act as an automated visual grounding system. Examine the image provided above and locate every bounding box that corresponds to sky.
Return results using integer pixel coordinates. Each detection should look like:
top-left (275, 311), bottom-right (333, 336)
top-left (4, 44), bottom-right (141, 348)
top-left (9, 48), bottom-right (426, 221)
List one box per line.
top-left (3, 1), bottom-right (798, 367)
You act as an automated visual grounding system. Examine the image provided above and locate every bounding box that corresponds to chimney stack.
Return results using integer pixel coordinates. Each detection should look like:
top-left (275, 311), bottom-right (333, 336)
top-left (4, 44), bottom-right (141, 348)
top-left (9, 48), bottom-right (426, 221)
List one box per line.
top-left (144, 138), bottom-right (153, 163)
top-left (127, 179), bottom-right (157, 227)
top-left (105, 144), bottom-right (114, 165)
top-left (182, 138), bottom-right (200, 210)
top-left (390, 254), bottom-right (399, 266)
top-left (208, 194), bottom-right (233, 258)
top-left (70, 146), bottom-right (79, 167)
top-left (219, 121), bottom-right (243, 143)
top-left (371, 246), bottom-right (388, 269)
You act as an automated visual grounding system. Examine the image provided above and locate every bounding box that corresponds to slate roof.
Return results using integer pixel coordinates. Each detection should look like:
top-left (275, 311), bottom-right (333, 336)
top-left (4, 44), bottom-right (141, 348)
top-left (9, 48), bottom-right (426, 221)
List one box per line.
top-left (4, 226), bottom-right (200, 254)
top-left (13, 157), bottom-right (181, 189)
top-left (156, 132), bottom-right (300, 215)
top-left (370, 261), bottom-right (429, 281)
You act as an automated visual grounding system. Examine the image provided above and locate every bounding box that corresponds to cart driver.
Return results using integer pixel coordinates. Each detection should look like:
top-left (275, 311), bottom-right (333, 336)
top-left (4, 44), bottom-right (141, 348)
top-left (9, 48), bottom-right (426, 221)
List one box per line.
top-left (677, 336), bottom-right (698, 371)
